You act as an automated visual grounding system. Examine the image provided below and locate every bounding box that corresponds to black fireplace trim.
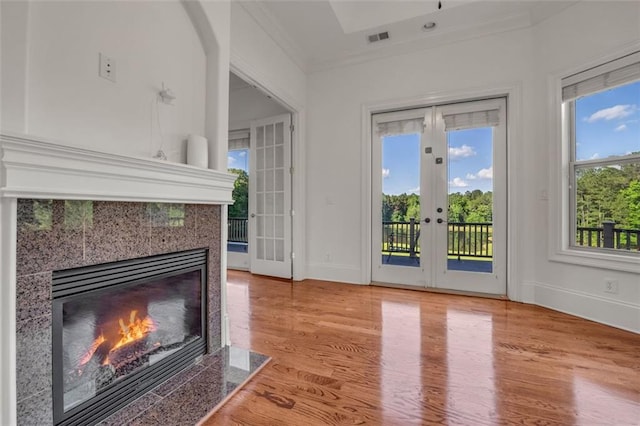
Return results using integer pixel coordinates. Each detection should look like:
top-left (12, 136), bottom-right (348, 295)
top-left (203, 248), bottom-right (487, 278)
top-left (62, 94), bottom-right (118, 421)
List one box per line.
top-left (51, 249), bottom-right (209, 426)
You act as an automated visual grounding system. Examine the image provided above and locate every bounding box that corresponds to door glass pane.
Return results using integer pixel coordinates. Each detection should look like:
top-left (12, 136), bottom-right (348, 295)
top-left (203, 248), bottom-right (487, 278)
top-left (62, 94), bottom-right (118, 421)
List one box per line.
top-left (381, 131), bottom-right (421, 268)
top-left (265, 124), bottom-right (274, 146)
top-left (275, 169), bottom-right (284, 191)
top-left (275, 193), bottom-right (284, 215)
top-left (256, 127), bottom-right (264, 148)
top-left (265, 193), bottom-right (275, 214)
top-left (266, 146), bottom-right (275, 169)
top-left (266, 239), bottom-right (275, 260)
top-left (256, 193), bottom-right (264, 214)
top-left (446, 127), bottom-right (493, 273)
top-left (265, 170), bottom-right (274, 192)
top-left (256, 238), bottom-right (265, 260)
top-left (275, 240), bottom-right (285, 262)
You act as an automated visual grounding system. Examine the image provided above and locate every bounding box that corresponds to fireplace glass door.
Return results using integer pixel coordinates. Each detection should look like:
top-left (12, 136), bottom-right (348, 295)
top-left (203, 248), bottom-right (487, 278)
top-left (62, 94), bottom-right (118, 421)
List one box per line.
top-left (52, 249), bottom-right (207, 426)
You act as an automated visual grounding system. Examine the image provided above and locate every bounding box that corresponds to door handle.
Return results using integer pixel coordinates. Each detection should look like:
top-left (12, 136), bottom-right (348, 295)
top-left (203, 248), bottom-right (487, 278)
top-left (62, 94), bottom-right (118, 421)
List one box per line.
top-left (424, 218), bottom-right (431, 223)
top-left (437, 218), bottom-right (445, 224)
top-left (250, 213), bottom-right (256, 218)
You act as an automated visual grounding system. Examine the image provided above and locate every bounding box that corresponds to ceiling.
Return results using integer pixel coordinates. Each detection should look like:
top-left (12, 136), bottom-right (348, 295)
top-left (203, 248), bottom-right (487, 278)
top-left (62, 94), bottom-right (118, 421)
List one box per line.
top-left (239, 0), bottom-right (578, 72)
top-left (229, 71), bottom-right (252, 91)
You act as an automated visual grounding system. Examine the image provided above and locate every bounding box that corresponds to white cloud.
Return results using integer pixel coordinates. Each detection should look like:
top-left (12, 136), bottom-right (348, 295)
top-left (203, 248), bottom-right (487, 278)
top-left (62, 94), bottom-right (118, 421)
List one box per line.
top-left (590, 153), bottom-right (600, 160)
top-left (227, 156), bottom-right (236, 166)
top-left (466, 166), bottom-right (493, 180)
top-left (449, 145), bottom-right (476, 159)
top-left (585, 104), bottom-right (636, 123)
top-left (382, 168), bottom-right (390, 178)
top-left (408, 186), bottom-right (420, 194)
top-left (449, 177), bottom-right (469, 188)
top-left (477, 166), bottom-right (493, 179)
top-left (238, 151), bottom-right (247, 157)
top-left (614, 124), bottom-right (627, 132)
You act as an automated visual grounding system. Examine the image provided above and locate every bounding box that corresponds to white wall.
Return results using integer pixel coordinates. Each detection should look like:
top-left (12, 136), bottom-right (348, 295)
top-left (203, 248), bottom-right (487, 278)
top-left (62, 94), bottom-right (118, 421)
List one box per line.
top-left (0, 2), bottom-right (29, 132)
top-left (2, 1), bottom-right (206, 164)
top-left (306, 29), bottom-right (535, 284)
top-left (229, 85), bottom-right (288, 131)
top-left (527, 1), bottom-right (640, 332)
top-left (305, 2), bottom-right (639, 331)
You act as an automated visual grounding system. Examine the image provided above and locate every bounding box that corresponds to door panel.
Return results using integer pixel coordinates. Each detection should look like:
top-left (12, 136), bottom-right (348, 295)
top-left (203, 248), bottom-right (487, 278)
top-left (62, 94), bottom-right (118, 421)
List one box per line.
top-left (432, 99), bottom-right (506, 294)
top-left (372, 98), bottom-right (507, 295)
top-left (372, 108), bottom-right (430, 287)
top-left (249, 114), bottom-right (292, 278)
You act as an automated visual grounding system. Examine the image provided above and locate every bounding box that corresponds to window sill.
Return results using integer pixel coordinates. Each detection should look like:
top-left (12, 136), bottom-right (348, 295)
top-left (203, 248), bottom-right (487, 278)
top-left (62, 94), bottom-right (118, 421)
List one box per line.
top-left (550, 247), bottom-right (640, 274)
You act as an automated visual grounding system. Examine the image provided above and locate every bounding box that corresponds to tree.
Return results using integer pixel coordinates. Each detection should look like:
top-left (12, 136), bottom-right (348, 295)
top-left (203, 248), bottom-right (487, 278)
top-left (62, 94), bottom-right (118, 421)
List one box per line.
top-left (228, 168), bottom-right (248, 218)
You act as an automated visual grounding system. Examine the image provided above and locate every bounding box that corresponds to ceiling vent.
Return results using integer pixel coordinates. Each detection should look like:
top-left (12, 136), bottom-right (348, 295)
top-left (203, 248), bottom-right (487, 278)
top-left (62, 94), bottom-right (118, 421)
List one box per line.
top-left (367, 31), bottom-right (390, 44)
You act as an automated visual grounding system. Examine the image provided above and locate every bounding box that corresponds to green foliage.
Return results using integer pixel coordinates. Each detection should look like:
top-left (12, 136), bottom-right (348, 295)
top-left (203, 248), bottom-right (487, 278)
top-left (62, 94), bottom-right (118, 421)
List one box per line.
top-left (382, 190), bottom-right (492, 223)
top-left (576, 161), bottom-right (640, 230)
top-left (229, 168), bottom-right (249, 218)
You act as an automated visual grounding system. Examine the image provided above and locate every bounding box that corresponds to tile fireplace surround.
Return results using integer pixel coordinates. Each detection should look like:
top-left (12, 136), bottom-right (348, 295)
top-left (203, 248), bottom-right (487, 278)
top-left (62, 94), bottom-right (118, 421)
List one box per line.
top-left (0, 133), bottom-right (265, 425)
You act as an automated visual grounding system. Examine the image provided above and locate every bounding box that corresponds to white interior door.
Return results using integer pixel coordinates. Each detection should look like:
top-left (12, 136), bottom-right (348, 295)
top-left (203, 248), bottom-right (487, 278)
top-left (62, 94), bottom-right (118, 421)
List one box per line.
top-left (372, 98), bottom-right (507, 295)
top-left (249, 113), bottom-right (292, 278)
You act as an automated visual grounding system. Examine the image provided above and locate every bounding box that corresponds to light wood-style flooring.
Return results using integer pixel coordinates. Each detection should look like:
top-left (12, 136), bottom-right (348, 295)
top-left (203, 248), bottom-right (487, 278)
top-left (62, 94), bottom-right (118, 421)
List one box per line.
top-left (203, 271), bottom-right (640, 425)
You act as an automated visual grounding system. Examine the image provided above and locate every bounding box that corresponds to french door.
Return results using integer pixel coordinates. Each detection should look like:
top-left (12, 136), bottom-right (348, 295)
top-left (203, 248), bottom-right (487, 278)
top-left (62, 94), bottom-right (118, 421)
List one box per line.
top-left (371, 98), bottom-right (506, 295)
top-left (249, 113), bottom-right (292, 278)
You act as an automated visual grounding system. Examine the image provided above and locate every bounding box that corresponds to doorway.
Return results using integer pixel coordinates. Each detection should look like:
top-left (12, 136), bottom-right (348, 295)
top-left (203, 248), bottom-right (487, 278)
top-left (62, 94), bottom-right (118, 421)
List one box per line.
top-left (227, 72), bottom-right (293, 279)
top-left (371, 98), bottom-right (507, 295)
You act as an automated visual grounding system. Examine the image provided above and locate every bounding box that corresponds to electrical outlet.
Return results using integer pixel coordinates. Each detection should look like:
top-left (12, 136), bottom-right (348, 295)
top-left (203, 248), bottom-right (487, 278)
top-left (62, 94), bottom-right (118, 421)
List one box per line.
top-left (99, 53), bottom-right (116, 82)
top-left (604, 279), bottom-right (618, 294)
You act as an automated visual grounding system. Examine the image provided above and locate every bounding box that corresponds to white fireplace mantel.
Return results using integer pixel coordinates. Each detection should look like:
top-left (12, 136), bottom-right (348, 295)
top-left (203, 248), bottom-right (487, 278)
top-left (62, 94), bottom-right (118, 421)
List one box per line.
top-left (0, 132), bottom-right (235, 204)
top-left (0, 132), bottom-right (235, 425)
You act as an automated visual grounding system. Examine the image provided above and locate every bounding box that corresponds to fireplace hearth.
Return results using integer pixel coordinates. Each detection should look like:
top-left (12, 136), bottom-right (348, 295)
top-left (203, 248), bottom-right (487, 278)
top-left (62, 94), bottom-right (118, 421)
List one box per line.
top-left (52, 250), bottom-right (208, 426)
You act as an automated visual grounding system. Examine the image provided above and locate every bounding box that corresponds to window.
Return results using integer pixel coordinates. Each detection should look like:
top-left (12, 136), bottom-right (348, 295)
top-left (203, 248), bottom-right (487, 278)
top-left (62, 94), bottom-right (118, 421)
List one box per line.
top-left (562, 52), bottom-right (640, 256)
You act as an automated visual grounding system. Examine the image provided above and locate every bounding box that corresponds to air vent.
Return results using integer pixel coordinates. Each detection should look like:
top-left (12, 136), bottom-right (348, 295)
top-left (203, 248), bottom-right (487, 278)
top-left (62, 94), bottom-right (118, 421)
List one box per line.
top-left (367, 31), bottom-right (390, 44)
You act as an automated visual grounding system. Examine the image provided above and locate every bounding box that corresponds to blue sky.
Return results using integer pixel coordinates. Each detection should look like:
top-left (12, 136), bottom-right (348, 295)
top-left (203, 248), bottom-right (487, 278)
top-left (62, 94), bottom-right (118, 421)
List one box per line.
top-left (575, 81), bottom-right (640, 161)
top-left (228, 149), bottom-right (249, 172)
top-left (382, 127), bottom-right (494, 195)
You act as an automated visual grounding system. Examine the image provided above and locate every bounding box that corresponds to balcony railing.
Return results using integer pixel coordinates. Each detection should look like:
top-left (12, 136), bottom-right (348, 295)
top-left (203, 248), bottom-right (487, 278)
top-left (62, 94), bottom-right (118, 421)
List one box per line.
top-left (383, 219), bottom-right (493, 259)
top-left (576, 221), bottom-right (640, 251)
top-left (226, 218), bottom-right (640, 254)
top-left (228, 217), bottom-right (248, 243)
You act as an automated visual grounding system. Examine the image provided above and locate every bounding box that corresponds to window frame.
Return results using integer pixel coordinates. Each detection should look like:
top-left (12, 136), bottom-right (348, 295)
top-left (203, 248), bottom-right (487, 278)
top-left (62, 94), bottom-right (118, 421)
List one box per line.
top-left (549, 49), bottom-right (640, 273)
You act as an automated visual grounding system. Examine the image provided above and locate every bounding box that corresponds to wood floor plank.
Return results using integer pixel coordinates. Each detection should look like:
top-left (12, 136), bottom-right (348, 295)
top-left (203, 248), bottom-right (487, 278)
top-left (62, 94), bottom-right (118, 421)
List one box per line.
top-left (203, 271), bottom-right (640, 425)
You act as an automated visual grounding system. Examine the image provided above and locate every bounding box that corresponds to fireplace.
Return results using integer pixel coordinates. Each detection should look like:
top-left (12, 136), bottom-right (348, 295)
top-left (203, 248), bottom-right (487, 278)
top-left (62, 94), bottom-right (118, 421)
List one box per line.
top-left (52, 249), bottom-right (208, 426)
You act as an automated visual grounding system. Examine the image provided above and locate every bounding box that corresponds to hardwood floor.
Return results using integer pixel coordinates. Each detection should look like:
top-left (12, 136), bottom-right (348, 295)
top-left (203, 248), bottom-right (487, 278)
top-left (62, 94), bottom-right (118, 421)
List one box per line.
top-left (202, 271), bottom-right (640, 425)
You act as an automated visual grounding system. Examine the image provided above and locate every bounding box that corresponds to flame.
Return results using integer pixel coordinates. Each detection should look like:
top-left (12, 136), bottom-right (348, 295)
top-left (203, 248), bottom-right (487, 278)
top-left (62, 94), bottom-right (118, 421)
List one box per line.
top-left (78, 333), bottom-right (106, 366)
top-left (79, 310), bottom-right (156, 368)
top-left (112, 310), bottom-right (157, 352)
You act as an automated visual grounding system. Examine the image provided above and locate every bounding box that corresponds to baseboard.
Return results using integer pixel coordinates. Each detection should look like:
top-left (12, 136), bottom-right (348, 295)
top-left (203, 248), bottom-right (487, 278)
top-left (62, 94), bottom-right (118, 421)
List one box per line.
top-left (521, 281), bottom-right (537, 304)
top-left (227, 252), bottom-right (249, 270)
top-left (305, 262), bottom-right (365, 285)
top-left (524, 281), bottom-right (639, 333)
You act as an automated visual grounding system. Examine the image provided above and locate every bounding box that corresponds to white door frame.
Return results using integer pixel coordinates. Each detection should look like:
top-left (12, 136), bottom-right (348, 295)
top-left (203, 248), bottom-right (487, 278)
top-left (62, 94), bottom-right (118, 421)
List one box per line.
top-left (361, 85), bottom-right (524, 301)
